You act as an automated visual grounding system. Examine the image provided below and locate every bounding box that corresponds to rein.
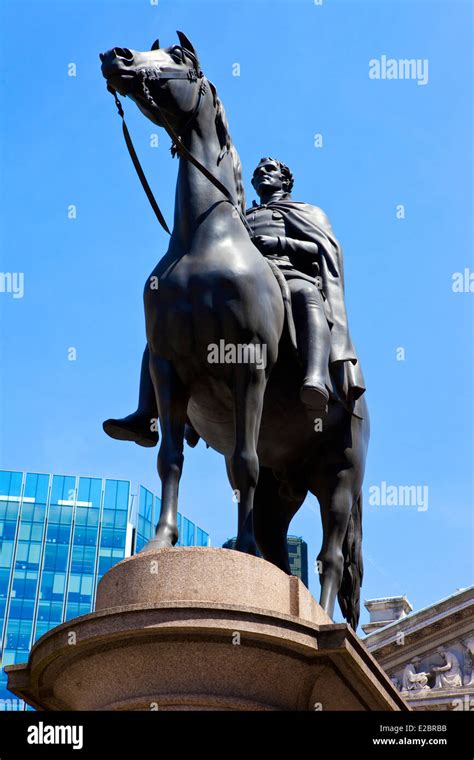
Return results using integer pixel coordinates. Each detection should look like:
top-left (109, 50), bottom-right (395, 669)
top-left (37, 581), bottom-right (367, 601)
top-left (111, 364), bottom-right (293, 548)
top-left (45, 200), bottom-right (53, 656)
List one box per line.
top-left (108, 84), bottom-right (171, 234)
top-left (107, 65), bottom-right (253, 238)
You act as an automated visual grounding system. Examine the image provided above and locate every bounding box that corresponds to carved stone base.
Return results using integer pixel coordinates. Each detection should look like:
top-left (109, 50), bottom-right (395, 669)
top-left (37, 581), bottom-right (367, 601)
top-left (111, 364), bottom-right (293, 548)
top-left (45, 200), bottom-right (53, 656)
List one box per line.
top-left (5, 548), bottom-right (409, 711)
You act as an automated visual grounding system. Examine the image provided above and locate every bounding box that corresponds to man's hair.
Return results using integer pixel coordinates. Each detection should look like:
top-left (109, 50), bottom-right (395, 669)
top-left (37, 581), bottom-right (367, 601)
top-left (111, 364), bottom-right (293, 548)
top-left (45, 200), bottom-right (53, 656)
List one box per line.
top-left (255, 157), bottom-right (294, 193)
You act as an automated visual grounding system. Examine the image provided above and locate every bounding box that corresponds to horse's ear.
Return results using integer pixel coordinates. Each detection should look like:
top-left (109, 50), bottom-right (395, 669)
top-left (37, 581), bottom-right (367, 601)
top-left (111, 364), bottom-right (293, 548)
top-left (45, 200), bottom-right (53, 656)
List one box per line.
top-left (176, 31), bottom-right (199, 61)
top-left (151, 38), bottom-right (160, 51)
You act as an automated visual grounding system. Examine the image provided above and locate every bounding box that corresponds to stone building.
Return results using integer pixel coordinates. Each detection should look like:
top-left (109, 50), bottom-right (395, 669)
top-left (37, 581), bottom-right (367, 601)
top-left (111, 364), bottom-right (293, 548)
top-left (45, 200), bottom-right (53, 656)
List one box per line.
top-left (362, 587), bottom-right (474, 711)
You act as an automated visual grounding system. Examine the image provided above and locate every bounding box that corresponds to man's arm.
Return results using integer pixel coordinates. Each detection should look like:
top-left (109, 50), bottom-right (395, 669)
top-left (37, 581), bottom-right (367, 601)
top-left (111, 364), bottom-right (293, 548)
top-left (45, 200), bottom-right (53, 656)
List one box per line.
top-left (252, 235), bottom-right (321, 277)
top-left (252, 235), bottom-right (319, 258)
top-left (278, 237), bottom-right (319, 257)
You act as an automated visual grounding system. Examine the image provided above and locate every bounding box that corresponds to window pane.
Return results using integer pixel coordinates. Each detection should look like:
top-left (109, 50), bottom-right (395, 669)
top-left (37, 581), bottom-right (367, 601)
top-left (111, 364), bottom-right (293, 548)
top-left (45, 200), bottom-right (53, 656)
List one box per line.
top-left (24, 473), bottom-right (49, 504)
top-left (0, 542), bottom-right (14, 568)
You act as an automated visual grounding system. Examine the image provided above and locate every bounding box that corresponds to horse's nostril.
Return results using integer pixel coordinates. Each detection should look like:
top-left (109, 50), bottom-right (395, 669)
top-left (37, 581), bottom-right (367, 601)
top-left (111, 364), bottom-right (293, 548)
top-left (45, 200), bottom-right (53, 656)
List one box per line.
top-left (113, 47), bottom-right (134, 61)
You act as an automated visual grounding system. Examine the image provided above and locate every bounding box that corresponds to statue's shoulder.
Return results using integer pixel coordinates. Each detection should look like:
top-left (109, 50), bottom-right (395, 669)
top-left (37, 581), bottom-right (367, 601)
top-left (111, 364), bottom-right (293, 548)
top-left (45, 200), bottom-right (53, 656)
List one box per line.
top-left (285, 200), bottom-right (333, 232)
top-left (245, 200), bottom-right (260, 215)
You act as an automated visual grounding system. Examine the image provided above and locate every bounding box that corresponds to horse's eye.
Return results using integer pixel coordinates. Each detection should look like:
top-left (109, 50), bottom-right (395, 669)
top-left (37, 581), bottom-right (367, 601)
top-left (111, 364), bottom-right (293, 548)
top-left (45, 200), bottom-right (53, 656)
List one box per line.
top-left (171, 47), bottom-right (184, 63)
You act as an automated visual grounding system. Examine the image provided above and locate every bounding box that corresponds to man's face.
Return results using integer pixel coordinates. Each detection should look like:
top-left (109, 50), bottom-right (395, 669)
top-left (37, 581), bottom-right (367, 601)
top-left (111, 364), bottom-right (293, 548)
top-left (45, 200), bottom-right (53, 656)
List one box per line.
top-left (251, 159), bottom-right (285, 197)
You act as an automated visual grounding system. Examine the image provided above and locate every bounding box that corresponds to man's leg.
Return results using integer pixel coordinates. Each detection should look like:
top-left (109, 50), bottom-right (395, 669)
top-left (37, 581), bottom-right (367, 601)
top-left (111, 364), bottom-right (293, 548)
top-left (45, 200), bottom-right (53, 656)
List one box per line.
top-left (103, 345), bottom-right (159, 447)
top-left (288, 279), bottom-right (331, 413)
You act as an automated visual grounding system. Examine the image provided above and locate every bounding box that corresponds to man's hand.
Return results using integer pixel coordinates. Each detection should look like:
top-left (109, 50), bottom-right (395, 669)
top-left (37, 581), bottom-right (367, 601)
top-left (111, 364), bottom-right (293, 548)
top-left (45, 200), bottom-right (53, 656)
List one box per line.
top-left (253, 235), bottom-right (280, 253)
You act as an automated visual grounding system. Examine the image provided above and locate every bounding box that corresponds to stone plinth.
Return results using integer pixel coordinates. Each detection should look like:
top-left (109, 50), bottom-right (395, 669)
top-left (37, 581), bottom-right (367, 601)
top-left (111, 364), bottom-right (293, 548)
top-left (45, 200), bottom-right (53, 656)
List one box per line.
top-left (5, 547), bottom-right (409, 711)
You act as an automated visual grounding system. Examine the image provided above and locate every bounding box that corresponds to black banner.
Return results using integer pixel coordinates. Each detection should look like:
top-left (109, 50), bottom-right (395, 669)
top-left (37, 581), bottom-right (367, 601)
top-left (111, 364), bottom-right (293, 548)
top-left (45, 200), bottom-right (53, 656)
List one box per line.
top-left (0, 710), bottom-right (472, 758)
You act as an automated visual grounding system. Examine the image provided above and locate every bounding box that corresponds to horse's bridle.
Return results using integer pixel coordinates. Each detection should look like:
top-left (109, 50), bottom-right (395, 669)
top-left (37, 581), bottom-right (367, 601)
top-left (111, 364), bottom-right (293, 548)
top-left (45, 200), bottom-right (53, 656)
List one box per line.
top-left (107, 54), bottom-right (253, 237)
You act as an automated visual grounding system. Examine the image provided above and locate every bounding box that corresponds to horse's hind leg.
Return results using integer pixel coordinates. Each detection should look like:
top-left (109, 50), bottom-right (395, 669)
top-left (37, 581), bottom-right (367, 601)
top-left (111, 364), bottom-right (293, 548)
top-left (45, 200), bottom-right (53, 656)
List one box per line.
top-left (309, 430), bottom-right (365, 623)
top-left (142, 353), bottom-right (188, 551)
top-left (226, 365), bottom-right (266, 555)
top-left (313, 469), bottom-right (356, 618)
top-left (253, 466), bottom-right (305, 575)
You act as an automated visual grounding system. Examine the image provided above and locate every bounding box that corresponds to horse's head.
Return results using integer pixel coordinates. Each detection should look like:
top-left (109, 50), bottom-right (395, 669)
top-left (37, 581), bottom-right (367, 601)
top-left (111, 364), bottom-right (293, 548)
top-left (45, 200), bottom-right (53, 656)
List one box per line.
top-left (100, 30), bottom-right (246, 214)
top-left (100, 31), bottom-right (203, 129)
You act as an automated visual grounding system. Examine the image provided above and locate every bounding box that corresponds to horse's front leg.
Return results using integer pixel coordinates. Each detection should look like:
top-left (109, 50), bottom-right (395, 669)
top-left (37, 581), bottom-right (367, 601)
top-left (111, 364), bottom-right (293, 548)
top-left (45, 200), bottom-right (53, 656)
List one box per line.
top-left (141, 353), bottom-right (188, 551)
top-left (226, 363), bottom-right (266, 555)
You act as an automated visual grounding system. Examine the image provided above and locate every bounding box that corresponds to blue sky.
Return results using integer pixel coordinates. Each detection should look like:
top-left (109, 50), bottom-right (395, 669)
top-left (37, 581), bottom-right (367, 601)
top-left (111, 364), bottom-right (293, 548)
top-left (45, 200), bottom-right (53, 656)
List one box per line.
top-left (0, 0), bottom-right (472, 630)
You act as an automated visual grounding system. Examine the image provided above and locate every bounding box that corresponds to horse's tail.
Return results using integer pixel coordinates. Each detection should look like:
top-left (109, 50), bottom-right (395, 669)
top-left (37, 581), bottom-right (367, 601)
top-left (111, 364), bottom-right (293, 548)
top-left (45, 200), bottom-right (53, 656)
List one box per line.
top-left (338, 492), bottom-right (363, 630)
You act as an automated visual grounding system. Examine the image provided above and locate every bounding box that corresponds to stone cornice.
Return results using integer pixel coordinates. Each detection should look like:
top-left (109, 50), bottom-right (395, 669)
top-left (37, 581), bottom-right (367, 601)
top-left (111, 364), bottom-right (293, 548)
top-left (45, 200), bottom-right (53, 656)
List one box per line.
top-left (363, 588), bottom-right (473, 660)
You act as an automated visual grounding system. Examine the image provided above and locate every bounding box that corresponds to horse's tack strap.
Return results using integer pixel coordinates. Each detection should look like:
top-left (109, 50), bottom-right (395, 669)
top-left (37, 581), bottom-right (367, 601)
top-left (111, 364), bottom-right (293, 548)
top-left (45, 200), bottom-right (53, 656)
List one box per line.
top-left (151, 94), bottom-right (253, 236)
top-left (121, 119), bottom-right (172, 234)
top-left (265, 259), bottom-right (298, 354)
top-left (108, 84), bottom-right (254, 239)
top-left (108, 86), bottom-right (171, 234)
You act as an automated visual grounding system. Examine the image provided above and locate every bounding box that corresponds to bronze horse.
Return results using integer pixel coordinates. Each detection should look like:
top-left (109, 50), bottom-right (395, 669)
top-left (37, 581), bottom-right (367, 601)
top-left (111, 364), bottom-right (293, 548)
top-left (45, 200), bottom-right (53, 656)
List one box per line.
top-left (100, 32), bottom-right (369, 628)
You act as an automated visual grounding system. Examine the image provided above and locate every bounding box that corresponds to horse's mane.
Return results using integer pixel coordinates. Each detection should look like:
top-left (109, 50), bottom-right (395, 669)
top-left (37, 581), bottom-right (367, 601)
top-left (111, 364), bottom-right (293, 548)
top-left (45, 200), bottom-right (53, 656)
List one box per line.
top-left (207, 80), bottom-right (246, 215)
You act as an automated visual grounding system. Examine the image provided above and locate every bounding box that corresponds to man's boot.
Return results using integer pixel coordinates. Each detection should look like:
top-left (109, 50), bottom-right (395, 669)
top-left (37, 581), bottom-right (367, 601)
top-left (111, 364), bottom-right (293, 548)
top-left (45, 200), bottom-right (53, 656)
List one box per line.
top-left (103, 411), bottom-right (158, 447)
top-left (300, 381), bottom-right (329, 414)
top-left (293, 290), bottom-right (331, 414)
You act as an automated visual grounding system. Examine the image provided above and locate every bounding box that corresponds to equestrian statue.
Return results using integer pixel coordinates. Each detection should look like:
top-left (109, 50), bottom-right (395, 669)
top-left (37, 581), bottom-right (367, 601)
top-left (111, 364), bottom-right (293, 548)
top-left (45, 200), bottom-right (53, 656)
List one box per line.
top-left (99, 32), bottom-right (369, 628)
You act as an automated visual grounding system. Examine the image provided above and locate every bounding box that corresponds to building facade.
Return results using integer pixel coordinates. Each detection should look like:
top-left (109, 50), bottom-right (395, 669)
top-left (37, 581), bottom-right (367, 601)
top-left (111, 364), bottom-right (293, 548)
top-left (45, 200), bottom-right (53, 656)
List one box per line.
top-left (222, 535), bottom-right (309, 587)
top-left (0, 469), bottom-right (210, 710)
top-left (363, 588), bottom-right (474, 710)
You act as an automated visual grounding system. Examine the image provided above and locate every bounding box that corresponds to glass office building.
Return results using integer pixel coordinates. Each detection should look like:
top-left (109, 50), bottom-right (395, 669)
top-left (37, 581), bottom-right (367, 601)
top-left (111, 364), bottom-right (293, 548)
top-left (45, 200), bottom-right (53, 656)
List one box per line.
top-left (0, 470), bottom-right (210, 710)
top-left (222, 535), bottom-right (309, 588)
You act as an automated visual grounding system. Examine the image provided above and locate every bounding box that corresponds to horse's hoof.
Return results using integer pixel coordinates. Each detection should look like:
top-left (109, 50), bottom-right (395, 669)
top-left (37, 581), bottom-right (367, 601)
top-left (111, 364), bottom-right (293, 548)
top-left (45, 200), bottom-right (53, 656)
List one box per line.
top-left (140, 536), bottom-right (175, 553)
top-left (234, 538), bottom-right (260, 557)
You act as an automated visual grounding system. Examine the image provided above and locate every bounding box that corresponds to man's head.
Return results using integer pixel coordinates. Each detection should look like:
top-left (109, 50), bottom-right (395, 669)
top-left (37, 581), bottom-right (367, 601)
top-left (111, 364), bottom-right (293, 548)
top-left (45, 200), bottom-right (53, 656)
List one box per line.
top-left (251, 157), bottom-right (294, 198)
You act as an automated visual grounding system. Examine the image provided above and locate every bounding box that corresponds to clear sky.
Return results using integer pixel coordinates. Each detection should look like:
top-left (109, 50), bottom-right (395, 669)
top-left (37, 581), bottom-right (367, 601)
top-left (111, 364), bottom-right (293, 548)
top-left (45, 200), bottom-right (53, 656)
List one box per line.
top-left (0, 0), bottom-right (472, 630)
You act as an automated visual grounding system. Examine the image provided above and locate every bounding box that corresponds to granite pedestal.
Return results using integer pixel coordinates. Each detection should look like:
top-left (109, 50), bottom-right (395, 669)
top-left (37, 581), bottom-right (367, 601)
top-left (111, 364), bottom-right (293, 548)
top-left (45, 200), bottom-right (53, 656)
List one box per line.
top-left (6, 547), bottom-right (409, 711)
